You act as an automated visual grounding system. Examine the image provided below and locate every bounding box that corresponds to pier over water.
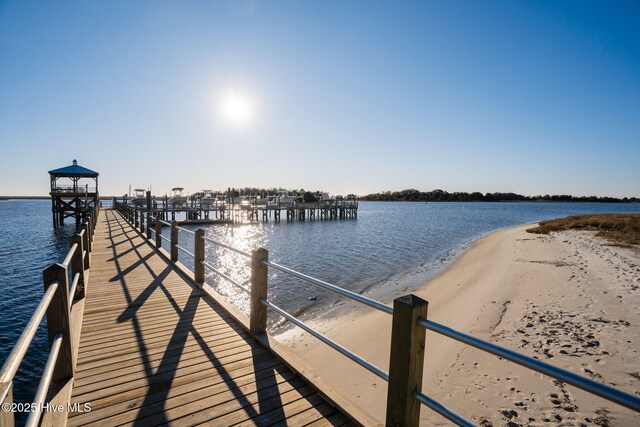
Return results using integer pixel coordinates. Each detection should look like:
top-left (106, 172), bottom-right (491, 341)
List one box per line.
top-left (2, 203), bottom-right (638, 426)
top-left (66, 210), bottom-right (353, 425)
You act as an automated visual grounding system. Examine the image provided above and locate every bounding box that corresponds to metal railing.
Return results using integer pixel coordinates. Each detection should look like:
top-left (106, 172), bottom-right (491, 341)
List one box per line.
top-left (0, 205), bottom-right (99, 426)
top-left (115, 201), bottom-right (640, 426)
top-left (417, 317), bottom-right (640, 412)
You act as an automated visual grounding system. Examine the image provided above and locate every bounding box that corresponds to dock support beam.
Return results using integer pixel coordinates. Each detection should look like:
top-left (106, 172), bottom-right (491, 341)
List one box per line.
top-left (386, 295), bottom-right (428, 427)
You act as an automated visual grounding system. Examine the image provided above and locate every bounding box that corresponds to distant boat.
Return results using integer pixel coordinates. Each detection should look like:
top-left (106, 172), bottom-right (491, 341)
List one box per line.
top-left (131, 189), bottom-right (147, 207)
top-left (200, 190), bottom-right (216, 209)
top-left (320, 193), bottom-right (335, 206)
top-left (277, 191), bottom-right (296, 206)
top-left (168, 187), bottom-right (188, 208)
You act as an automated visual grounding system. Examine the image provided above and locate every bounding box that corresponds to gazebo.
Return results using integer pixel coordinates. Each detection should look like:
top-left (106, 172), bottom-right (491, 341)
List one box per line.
top-left (48, 159), bottom-right (99, 228)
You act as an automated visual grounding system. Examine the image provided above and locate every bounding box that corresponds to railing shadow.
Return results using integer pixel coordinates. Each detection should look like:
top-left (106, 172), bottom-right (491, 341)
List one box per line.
top-left (104, 209), bottom-right (343, 425)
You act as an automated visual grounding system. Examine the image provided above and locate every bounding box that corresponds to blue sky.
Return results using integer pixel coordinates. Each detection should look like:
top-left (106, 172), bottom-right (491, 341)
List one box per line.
top-left (1, 0), bottom-right (638, 197)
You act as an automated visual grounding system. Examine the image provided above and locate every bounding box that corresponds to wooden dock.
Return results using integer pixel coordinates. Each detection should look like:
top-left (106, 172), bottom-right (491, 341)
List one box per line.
top-left (6, 201), bottom-right (634, 427)
top-left (66, 210), bottom-right (353, 426)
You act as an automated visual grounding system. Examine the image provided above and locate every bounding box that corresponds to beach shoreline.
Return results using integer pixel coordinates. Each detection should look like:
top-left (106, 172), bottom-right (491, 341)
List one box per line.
top-left (277, 223), bottom-right (640, 426)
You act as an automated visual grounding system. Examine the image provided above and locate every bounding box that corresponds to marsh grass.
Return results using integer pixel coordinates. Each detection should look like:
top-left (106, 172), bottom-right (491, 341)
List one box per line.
top-left (527, 214), bottom-right (640, 247)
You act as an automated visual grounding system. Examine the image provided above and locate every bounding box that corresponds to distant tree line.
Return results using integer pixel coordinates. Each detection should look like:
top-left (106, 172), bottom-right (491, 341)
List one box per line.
top-left (360, 189), bottom-right (639, 203)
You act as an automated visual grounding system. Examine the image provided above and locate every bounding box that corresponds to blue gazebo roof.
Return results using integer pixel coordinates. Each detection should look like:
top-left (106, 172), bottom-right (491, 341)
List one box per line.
top-left (48, 160), bottom-right (99, 177)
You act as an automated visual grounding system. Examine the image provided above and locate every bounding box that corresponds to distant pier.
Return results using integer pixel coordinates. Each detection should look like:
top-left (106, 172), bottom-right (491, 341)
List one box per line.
top-left (116, 191), bottom-right (358, 225)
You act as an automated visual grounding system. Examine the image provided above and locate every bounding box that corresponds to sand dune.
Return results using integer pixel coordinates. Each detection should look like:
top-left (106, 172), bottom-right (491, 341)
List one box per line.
top-left (278, 224), bottom-right (640, 426)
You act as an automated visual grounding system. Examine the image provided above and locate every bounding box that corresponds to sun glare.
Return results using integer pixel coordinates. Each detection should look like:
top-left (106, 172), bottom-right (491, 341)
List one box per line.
top-left (219, 90), bottom-right (255, 127)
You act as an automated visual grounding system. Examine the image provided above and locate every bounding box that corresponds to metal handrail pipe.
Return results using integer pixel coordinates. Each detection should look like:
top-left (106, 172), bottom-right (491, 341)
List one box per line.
top-left (201, 261), bottom-right (251, 294)
top-left (418, 318), bottom-right (640, 412)
top-left (61, 244), bottom-right (78, 268)
top-left (176, 245), bottom-right (195, 259)
top-left (262, 299), bottom-right (389, 381)
top-left (413, 391), bottom-right (476, 427)
top-left (159, 219), bottom-right (171, 226)
top-left (201, 236), bottom-right (252, 258)
top-left (69, 272), bottom-right (80, 303)
top-left (159, 234), bottom-right (171, 243)
top-left (24, 332), bottom-right (63, 427)
top-left (0, 282), bottom-right (59, 383)
top-left (176, 226), bottom-right (195, 236)
top-left (262, 261), bottom-right (393, 315)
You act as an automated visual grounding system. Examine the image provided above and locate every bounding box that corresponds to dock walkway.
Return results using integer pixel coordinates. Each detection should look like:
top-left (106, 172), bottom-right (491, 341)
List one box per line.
top-left (67, 210), bottom-right (352, 426)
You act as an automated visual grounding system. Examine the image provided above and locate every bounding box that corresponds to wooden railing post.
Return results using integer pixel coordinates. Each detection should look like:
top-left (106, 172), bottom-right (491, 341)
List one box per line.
top-left (146, 213), bottom-right (152, 239)
top-left (386, 295), bottom-right (428, 427)
top-left (155, 217), bottom-right (162, 248)
top-left (250, 248), bottom-right (269, 336)
top-left (0, 382), bottom-right (14, 427)
top-left (70, 234), bottom-right (85, 299)
top-left (140, 210), bottom-right (145, 233)
top-left (134, 209), bottom-right (139, 229)
top-left (43, 264), bottom-right (74, 381)
top-left (194, 229), bottom-right (205, 284)
top-left (170, 221), bottom-right (178, 262)
top-left (81, 226), bottom-right (91, 269)
top-left (86, 214), bottom-right (92, 242)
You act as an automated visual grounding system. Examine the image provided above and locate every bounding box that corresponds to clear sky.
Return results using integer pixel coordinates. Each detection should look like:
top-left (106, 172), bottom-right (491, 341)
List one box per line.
top-left (1, 0), bottom-right (638, 197)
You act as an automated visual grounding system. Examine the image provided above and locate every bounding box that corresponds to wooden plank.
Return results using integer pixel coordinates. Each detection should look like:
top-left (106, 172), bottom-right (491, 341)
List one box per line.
top-left (72, 347), bottom-right (270, 397)
top-left (186, 383), bottom-right (319, 426)
top-left (75, 327), bottom-right (246, 366)
top-left (70, 364), bottom-right (298, 426)
top-left (304, 411), bottom-right (354, 427)
top-left (73, 338), bottom-right (262, 387)
top-left (76, 318), bottom-right (234, 351)
top-left (69, 358), bottom-right (285, 420)
top-left (75, 333), bottom-right (247, 378)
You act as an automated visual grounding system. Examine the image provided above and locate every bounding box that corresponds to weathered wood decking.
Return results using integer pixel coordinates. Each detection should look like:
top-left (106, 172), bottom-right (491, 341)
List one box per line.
top-left (67, 210), bottom-right (352, 426)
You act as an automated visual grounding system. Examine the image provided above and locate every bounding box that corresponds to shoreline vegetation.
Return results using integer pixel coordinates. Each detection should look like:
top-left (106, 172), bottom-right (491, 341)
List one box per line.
top-left (527, 213), bottom-right (640, 246)
top-left (362, 189), bottom-right (639, 203)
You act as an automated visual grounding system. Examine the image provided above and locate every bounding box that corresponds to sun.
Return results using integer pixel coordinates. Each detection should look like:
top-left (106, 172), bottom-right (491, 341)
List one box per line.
top-left (219, 90), bottom-right (255, 127)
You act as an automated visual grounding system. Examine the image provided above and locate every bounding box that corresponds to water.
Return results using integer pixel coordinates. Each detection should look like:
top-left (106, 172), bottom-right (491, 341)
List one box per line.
top-left (161, 201), bottom-right (640, 326)
top-left (0, 199), bottom-right (77, 423)
top-left (1, 199), bottom-right (640, 418)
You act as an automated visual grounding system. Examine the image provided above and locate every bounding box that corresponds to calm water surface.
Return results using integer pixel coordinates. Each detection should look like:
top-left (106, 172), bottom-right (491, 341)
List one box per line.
top-left (2, 199), bottom-right (640, 416)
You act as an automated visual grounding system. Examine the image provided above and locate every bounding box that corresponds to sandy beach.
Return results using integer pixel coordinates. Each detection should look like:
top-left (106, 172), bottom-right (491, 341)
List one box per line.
top-left (278, 224), bottom-right (640, 426)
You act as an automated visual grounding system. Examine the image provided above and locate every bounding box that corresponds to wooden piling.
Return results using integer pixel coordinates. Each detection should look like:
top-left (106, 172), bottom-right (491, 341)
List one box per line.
top-left (42, 264), bottom-right (75, 381)
top-left (70, 234), bottom-right (85, 299)
top-left (194, 229), bottom-right (205, 284)
top-left (250, 248), bottom-right (269, 336)
top-left (155, 216), bottom-right (162, 248)
top-left (386, 294), bottom-right (428, 427)
top-left (170, 221), bottom-right (178, 262)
